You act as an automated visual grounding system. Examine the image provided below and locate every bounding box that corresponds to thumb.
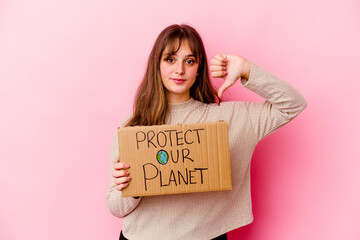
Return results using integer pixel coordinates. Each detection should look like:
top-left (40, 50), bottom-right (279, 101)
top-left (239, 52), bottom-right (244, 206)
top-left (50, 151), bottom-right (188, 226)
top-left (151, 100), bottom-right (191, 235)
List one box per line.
top-left (217, 80), bottom-right (233, 99)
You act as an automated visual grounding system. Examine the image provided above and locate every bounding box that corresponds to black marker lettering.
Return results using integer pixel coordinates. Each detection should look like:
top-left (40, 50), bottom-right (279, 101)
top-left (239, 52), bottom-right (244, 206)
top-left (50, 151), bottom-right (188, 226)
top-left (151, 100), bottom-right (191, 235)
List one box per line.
top-left (189, 170), bottom-right (197, 184)
top-left (168, 170), bottom-right (177, 186)
top-left (147, 130), bottom-right (157, 148)
top-left (136, 131), bottom-right (146, 150)
top-left (178, 168), bottom-right (189, 185)
top-left (194, 168), bottom-right (208, 184)
top-left (170, 149), bottom-right (179, 163)
top-left (193, 128), bottom-right (205, 144)
top-left (176, 131), bottom-right (184, 146)
top-left (143, 163), bottom-right (158, 191)
top-left (160, 170), bottom-right (169, 187)
top-left (184, 129), bottom-right (194, 144)
top-left (157, 131), bottom-right (167, 147)
top-left (164, 129), bottom-right (176, 147)
top-left (182, 148), bottom-right (194, 162)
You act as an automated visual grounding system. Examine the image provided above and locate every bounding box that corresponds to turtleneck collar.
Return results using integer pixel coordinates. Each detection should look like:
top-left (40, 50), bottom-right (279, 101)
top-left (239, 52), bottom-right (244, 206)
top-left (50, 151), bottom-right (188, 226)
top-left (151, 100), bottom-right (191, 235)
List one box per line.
top-left (167, 97), bottom-right (201, 112)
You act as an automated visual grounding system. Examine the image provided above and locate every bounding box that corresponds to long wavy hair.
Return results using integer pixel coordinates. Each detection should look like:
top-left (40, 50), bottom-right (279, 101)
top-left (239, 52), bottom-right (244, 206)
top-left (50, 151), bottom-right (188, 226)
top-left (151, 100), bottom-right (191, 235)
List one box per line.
top-left (126, 24), bottom-right (219, 127)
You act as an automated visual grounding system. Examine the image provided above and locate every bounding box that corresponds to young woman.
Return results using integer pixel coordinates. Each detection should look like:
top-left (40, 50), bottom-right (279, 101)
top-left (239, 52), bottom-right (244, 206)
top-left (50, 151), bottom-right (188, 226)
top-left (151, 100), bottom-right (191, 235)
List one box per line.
top-left (106, 24), bottom-right (307, 240)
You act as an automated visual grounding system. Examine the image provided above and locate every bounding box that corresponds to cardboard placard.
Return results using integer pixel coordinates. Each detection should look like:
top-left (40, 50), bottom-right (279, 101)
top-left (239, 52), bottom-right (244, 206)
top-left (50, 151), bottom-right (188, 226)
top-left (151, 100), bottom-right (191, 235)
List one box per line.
top-left (117, 121), bottom-right (232, 197)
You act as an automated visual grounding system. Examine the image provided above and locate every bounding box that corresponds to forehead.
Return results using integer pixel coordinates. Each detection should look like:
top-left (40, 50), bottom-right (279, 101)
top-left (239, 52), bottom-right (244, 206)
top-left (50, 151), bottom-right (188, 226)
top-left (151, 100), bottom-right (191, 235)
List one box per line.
top-left (163, 38), bottom-right (194, 55)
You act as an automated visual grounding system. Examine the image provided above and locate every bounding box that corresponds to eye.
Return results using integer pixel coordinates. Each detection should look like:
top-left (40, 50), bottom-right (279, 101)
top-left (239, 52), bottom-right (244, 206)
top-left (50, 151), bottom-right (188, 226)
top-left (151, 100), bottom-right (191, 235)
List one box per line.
top-left (186, 59), bottom-right (196, 64)
top-left (165, 57), bottom-right (174, 63)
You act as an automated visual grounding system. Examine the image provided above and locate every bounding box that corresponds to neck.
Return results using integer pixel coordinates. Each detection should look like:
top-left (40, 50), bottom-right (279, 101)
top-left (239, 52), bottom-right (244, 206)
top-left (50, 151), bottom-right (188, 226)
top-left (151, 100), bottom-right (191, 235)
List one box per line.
top-left (166, 93), bottom-right (191, 103)
top-left (167, 97), bottom-right (198, 113)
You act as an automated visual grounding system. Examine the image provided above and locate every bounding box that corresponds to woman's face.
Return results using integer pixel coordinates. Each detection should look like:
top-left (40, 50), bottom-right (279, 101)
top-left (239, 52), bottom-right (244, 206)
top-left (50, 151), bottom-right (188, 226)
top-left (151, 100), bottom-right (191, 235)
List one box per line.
top-left (160, 39), bottom-right (199, 103)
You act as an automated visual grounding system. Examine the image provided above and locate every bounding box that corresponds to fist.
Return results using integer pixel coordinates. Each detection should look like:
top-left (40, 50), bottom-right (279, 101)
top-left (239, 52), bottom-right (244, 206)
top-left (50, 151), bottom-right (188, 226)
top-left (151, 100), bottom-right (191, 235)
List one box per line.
top-left (210, 54), bottom-right (251, 98)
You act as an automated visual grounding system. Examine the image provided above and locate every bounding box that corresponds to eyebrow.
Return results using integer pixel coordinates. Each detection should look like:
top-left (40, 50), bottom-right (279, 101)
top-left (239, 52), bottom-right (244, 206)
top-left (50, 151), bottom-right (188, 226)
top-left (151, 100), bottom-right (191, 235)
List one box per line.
top-left (163, 53), bottom-right (196, 58)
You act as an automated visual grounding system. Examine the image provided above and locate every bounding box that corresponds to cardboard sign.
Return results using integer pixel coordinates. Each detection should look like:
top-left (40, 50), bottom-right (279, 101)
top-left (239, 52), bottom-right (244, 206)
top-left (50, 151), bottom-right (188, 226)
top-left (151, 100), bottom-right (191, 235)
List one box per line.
top-left (117, 121), bottom-right (232, 197)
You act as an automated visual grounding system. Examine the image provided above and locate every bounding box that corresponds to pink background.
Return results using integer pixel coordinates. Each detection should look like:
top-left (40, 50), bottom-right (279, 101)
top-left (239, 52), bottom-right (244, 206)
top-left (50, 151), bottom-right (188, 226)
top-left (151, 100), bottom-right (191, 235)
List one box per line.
top-left (1, 0), bottom-right (359, 239)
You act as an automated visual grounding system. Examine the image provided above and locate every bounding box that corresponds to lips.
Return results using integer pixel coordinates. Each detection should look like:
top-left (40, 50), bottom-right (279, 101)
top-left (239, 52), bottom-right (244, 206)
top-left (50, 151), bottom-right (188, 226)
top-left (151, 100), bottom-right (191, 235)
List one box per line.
top-left (172, 78), bottom-right (186, 84)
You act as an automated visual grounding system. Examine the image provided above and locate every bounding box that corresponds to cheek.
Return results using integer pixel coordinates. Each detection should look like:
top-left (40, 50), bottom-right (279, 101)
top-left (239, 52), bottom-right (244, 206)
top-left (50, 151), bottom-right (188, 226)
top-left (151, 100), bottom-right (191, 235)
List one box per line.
top-left (160, 64), bottom-right (171, 79)
top-left (189, 66), bottom-right (199, 79)
top-left (160, 65), bottom-right (165, 79)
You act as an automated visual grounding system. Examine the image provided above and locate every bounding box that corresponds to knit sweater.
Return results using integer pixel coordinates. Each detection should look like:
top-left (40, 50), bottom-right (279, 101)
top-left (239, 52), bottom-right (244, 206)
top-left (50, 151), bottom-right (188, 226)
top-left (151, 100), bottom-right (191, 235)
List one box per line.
top-left (106, 62), bottom-right (307, 240)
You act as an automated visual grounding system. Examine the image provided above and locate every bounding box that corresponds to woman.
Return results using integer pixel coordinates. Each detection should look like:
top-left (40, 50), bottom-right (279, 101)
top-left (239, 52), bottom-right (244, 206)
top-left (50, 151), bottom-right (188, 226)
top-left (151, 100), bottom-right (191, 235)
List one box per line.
top-left (106, 24), bottom-right (307, 240)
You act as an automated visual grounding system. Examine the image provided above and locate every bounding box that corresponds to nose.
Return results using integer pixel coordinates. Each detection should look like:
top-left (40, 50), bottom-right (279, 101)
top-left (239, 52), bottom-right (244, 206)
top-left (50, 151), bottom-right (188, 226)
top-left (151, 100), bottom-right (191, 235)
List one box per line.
top-left (175, 61), bottom-right (184, 75)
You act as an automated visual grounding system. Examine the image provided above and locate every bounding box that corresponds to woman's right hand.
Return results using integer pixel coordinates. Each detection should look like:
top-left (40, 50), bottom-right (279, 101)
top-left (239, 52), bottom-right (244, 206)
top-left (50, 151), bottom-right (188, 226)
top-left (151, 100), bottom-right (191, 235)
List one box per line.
top-left (112, 161), bottom-right (132, 191)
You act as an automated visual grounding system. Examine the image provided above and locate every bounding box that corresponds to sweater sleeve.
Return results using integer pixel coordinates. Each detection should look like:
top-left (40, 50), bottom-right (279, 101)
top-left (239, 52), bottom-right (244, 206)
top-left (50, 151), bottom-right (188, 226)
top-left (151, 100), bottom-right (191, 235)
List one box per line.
top-left (105, 119), bottom-right (142, 218)
top-left (241, 62), bottom-right (307, 142)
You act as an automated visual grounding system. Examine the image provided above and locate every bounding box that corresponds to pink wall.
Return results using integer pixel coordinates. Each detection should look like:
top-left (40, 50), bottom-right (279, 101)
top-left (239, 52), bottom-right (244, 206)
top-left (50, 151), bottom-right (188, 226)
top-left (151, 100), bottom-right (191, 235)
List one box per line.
top-left (1, 0), bottom-right (359, 239)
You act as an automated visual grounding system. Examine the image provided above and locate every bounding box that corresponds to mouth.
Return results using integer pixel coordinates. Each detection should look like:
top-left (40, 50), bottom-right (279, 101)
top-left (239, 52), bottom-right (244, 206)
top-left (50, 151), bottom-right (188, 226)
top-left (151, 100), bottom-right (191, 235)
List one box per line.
top-left (172, 78), bottom-right (186, 84)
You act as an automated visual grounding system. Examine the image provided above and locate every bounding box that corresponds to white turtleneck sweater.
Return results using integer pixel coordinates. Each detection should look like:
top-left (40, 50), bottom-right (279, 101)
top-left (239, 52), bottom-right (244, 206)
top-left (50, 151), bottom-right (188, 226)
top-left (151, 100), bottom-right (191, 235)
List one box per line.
top-left (106, 62), bottom-right (307, 240)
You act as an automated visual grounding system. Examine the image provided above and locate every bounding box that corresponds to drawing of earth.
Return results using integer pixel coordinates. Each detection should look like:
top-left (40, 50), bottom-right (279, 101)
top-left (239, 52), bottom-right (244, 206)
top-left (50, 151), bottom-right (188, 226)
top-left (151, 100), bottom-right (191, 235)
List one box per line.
top-left (156, 150), bottom-right (168, 165)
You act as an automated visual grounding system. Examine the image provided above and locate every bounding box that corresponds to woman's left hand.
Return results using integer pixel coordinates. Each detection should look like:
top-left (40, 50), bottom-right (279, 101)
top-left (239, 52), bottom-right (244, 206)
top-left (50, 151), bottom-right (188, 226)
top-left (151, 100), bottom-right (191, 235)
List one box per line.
top-left (210, 54), bottom-right (252, 99)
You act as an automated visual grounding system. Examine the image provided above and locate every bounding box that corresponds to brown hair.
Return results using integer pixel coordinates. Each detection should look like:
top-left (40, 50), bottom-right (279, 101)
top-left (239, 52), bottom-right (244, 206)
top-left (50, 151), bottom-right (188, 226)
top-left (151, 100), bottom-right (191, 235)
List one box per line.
top-left (126, 24), bottom-right (219, 127)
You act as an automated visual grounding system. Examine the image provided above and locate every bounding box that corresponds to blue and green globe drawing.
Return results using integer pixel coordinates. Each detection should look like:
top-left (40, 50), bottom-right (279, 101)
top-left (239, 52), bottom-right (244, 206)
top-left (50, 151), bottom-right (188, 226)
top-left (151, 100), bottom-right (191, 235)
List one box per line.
top-left (156, 150), bottom-right (168, 165)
